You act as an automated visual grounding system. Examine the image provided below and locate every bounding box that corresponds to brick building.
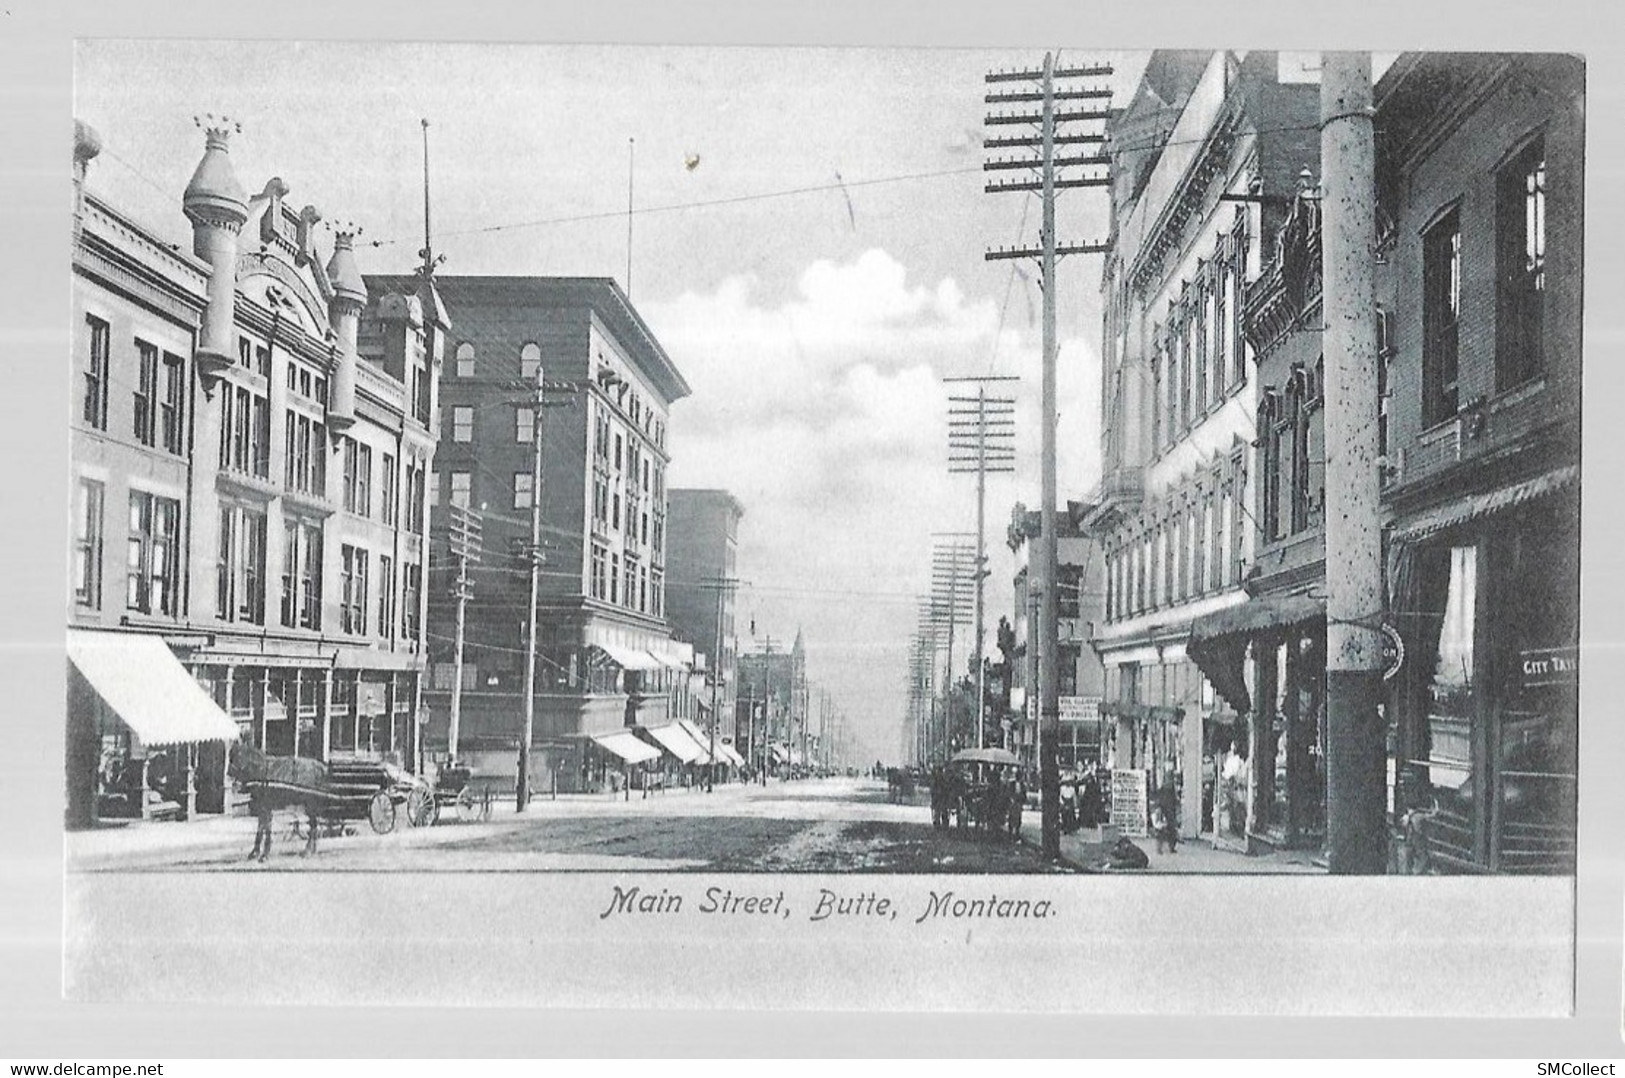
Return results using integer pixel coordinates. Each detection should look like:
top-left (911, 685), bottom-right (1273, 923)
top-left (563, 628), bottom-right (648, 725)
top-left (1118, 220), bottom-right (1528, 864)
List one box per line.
top-left (364, 274), bottom-right (698, 793)
top-left (68, 119), bottom-right (442, 827)
top-left (664, 488), bottom-right (745, 748)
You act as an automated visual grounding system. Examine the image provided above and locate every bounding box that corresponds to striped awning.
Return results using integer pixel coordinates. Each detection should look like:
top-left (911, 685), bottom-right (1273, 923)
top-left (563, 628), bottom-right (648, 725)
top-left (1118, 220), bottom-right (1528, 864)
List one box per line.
top-left (1390, 464), bottom-right (1578, 543)
top-left (67, 629), bottom-right (239, 746)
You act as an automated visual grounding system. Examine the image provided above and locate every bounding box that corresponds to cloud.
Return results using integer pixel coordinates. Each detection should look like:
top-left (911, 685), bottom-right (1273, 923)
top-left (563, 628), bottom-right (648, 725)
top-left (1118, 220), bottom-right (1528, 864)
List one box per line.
top-left (640, 248), bottom-right (1100, 756)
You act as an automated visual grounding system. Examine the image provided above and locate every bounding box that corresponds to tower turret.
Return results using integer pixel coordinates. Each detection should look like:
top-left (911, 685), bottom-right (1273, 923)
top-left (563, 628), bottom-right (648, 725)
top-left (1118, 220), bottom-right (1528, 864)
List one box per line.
top-left (182, 115), bottom-right (249, 383)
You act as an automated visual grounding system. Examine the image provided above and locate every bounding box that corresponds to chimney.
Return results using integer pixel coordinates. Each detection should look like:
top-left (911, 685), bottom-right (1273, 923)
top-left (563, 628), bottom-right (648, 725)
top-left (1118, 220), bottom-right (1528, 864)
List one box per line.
top-left (324, 223), bottom-right (367, 431)
top-left (182, 115), bottom-right (249, 384)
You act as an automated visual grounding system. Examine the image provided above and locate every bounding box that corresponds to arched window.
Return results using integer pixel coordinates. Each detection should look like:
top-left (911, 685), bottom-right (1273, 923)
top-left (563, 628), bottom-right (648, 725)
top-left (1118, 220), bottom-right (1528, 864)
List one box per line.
top-left (520, 342), bottom-right (541, 379)
top-left (455, 342), bottom-right (475, 378)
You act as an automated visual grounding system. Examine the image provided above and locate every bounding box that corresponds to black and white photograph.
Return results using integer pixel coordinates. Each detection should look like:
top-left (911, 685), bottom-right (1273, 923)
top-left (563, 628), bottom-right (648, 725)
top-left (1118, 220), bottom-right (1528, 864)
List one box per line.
top-left (5, 0), bottom-right (1621, 1060)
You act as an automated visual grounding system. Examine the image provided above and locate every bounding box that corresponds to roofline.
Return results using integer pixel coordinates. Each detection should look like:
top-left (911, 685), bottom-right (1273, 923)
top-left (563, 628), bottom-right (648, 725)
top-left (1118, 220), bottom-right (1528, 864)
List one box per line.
top-left (669, 487), bottom-right (746, 520)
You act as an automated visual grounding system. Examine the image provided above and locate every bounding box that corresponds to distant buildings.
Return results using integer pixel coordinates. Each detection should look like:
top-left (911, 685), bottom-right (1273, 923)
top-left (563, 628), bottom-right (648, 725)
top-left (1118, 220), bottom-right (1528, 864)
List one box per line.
top-left (737, 631), bottom-right (806, 774)
top-left (68, 119), bottom-right (442, 827)
top-left (664, 489), bottom-right (745, 748)
top-left (364, 274), bottom-right (698, 792)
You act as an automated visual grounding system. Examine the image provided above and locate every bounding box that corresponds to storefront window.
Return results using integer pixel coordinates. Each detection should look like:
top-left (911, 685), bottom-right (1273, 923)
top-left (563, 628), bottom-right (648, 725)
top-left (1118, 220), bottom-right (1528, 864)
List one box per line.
top-left (1420, 545), bottom-right (1478, 865)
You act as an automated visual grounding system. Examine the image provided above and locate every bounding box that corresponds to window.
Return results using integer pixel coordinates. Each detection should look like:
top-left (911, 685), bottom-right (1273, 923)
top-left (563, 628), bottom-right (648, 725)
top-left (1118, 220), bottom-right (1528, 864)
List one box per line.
top-left (401, 560), bottom-right (422, 638)
top-left (614, 434), bottom-right (623, 472)
top-left (284, 411), bottom-right (326, 496)
top-left (133, 339), bottom-right (159, 446)
top-left (74, 478), bottom-right (104, 609)
top-left (1422, 209), bottom-right (1462, 427)
top-left (377, 555), bottom-right (395, 640)
top-left (381, 452), bottom-right (398, 526)
top-left (160, 352), bottom-right (185, 454)
top-left (1193, 288), bottom-right (1209, 414)
top-left (591, 543), bottom-right (608, 600)
top-left (1213, 264), bottom-right (1229, 394)
top-left (83, 315), bottom-right (110, 430)
top-left (1150, 352), bottom-right (1163, 451)
top-left (450, 472), bottom-right (471, 509)
top-left (515, 406), bottom-right (534, 443)
top-left (1498, 138), bottom-right (1546, 391)
top-left (514, 471), bottom-right (533, 510)
top-left (126, 491), bottom-right (179, 616)
top-left (520, 342), bottom-right (541, 379)
top-left (1165, 326), bottom-right (1181, 447)
top-left (410, 359), bottom-right (430, 425)
top-left (612, 492), bottom-right (621, 530)
top-left (216, 504), bottom-right (267, 624)
top-left (238, 337), bottom-right (269, 377)
top-left (407, 461), bottom-right (426, 532)
top-left (593, 475), bottom-right (609, 525)
top-left (455, 342), bottom-right (475, 378)
top-left (280, 518), bottom-right (323, 630)
top-left (611, 553), bottom-right (620, 605)
top-left (452, 405), bottom-right (473, 443)
top-left (341, 544), bottom-right (369, 635)
top-left (342, 438), bottom-right (372, 516)
top-left (220, 385), bottom-right (270, 477)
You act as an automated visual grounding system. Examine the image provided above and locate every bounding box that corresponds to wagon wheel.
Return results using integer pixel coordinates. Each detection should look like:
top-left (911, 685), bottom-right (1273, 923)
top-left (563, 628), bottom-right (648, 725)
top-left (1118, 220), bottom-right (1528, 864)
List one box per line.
top-left (406, 788), bottom-right (437, 828)
top-left (368, 791), bottom-right (397, 834)
top-left (456, 786), bottom-right (480, 822)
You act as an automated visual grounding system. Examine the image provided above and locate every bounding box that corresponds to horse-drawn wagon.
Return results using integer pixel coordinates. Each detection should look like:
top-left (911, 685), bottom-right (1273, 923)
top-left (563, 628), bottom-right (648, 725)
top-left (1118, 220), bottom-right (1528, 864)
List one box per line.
top-left (423, 763), bottom-right (496, 825)
top-left (229, 743), bottom-right (435, 860)
top-left (931, 747), bottom-right (1025, 838)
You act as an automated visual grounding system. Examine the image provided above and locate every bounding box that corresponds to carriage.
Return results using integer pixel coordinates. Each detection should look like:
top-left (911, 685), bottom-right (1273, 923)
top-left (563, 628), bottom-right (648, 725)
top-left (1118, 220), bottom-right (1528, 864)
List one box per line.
top-left (229, 744), bottom-right (437, 860)
top-left (931, 747), bottom-right (1025, 838)
top-left (420, 762), bottom-right (496, 825)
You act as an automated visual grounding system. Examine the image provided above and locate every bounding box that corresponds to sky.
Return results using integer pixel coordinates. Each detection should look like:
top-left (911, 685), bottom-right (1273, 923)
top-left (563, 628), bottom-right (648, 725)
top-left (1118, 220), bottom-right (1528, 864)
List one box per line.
top-left (75, 40), bottom-right (1152, 765)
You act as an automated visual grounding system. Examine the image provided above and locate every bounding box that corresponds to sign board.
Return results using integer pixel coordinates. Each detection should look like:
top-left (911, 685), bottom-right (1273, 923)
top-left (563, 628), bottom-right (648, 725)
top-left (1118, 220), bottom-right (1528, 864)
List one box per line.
top-left (1109, 768), bottom-right (1149, 838)
top-left (1059, 695), bottom-right (1101, 724)
top-left (1380, 623), bottom-right (1405, 681)
top-left (1520, 646), bottom-right (1578, 688)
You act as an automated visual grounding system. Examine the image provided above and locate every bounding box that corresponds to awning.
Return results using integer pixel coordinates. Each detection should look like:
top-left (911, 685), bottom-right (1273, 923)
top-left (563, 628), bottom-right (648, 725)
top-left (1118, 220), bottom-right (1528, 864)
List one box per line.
top-left (676, 719), bottom-right (725, 764)
top-left (643, 723), bottom-right (710, 764)
top-left (1186, 594), bottom-right (1326, 716)
top-left (595, 643), bottom-right (663, 671)
top-left (718, 743), bottom-right (747, 767)
top-left (591, 730), bottom-right (662, 765)
top-left (771, 745), bottom-right (790, 764)
top-left (67, 629), bottom-right (239, 746)
top-left (1390, 464), bottom-right (1577, 544)
top-left (1097, 701), bottom-right (1184, 723)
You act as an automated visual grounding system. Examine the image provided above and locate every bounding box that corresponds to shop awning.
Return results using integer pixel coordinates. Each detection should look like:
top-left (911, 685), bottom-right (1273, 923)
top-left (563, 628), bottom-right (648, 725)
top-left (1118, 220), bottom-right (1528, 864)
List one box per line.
top-left (66, 629), bottom-right (239, 747)
top-left (676, 719), bottom-right (724, 763)
top-left (771, 744), bottom-right (790, 764)
top-left (643, 723), bottom-right (709, 764)
top-left (595, 643), bottom-right (663, 671)
top-left (1185, 594), bottom-right (1326, 717)
top-left (1390, 464), bottom-right (1577, 544)
top-left (718, 743), bottom-right (747, 767)
top-left (591, 730), bottom-right (662, 765)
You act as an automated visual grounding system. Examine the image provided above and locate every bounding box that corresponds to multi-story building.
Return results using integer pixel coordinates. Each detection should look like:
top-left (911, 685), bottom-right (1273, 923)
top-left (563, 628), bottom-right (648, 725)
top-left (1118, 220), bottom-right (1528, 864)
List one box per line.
top-left (1373, 53), bottom-right (1581, 874)
top-left (664, 488), bottom-right (745, 748)
top-left (364, 274), bottom-right (695, 793)
top-left (1084, 51), bottom-right (1321, 844)
top-left (1007, 504), bottom-right (1105, 775)
top-left (736, 631), bottom-right (805, 774)
top-left (67, 119), bottom-right (442, 827)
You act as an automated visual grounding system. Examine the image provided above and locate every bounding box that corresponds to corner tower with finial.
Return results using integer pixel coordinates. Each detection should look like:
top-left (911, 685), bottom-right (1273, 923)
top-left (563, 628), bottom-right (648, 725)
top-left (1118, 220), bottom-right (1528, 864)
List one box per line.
top-left (324, 221), bottom-right (367, 431)
top-left (182, 114), bottom-right (248, 385)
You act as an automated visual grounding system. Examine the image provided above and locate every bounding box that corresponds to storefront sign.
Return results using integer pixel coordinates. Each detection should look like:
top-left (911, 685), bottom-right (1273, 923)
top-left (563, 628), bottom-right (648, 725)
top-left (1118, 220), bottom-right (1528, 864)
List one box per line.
top-left (1059, 695), bottom-right (1101, 723)
top-left (1520, 646), bottom-right (1578, 688)
top-left (1381, 623), bottom-right (1405, 681)
top-left (1109, 768), bottom-right (1149, 838)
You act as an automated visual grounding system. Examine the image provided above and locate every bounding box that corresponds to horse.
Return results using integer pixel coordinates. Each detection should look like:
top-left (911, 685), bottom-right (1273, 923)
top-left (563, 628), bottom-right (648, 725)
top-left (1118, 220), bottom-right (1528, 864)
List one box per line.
top-left (227, 741), bottom-right (329, 862)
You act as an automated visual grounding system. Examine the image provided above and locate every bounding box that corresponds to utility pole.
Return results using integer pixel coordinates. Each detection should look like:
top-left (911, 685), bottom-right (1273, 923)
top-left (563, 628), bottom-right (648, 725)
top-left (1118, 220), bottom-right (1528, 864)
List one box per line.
top-left (446, 504), bottom-right (482, 763)
top-left (946, 375), bottom-right (1017, 748)
top-left (985, 52), bottom-right (1112, 861)
top-left (760, 635), bottom-right (779, 783)
top-left (514, 365), bottom-right (579, 812)
top-left (1320, 52), bottom-right (1386, 874)
top-left (930, 534), bottom-right (976, 759)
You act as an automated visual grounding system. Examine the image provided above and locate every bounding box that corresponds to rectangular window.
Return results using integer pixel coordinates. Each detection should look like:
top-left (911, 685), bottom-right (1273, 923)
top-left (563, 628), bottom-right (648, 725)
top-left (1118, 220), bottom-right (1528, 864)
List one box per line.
top-left (133, 339), bottom-right (159, 446)
top-left (591, 544), bottom-right (608, 600)
top-left (452, 405), bottom-right (473, 443)
top-left (428, 470), bottom-right (440, 509)
top-left (1497, 139), bottom-right (1546, 391)
top-left (381, 452), bottom-right (398, 526)
top-left (612, 493), bottom-right (621, 530)
top-left (1213, 267), bottom-right (1229, 395)
top-left (125, 491), bottom-right (179, 616)
top-left (280, 519), bottom-right (324, 630)
top-left (407, 462), bottom-right (426, 533)
top-left (74, 478), bottom-right (104, 609)
top-left (160, 352), bottom-right (185, 454)
top-left (341, 544), bottom-right (369, 635)
top-left (83, 315), bottom-right (110, 430)
top-left (216, 504), bottom-right (267, 624)
top-left (401, 560), bottom-right (421, 638)
top-left (283, 410), bottom-right (326, 496)
top-left (1150, 353), bottom-right (1163, 451)
top-left (1193, 292), bottom-right (1209, 415)
top-left (514, 471), bottom-right (533, 510)
top-left (516, 406), bottom-right (534, 443)
top-left (450, 472), bottom-right (471, 509)
top-left (1423, 210), bottom-right (1462, 427)
top-left (342, 439), bottom-right (372, 516)
top-left (220, 386), bottom-right (270, 477)
top-left (378, 555), bottom-right (395, 640)
top-left (611, 554), bottom-right (620, 605)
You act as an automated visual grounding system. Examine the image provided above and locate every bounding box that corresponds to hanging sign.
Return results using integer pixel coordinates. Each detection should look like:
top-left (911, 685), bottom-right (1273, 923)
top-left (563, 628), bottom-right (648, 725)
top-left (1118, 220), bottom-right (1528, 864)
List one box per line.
top-left (1520, 646), bottom-right (1578, 688)
top-left (1380, 623), bottom-right (1405, 681)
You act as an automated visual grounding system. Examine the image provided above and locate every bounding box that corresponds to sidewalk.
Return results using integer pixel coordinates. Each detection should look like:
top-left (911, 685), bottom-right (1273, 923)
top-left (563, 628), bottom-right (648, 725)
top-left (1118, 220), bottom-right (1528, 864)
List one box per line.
top-left (1023, 821), bottom-right (1326, 874)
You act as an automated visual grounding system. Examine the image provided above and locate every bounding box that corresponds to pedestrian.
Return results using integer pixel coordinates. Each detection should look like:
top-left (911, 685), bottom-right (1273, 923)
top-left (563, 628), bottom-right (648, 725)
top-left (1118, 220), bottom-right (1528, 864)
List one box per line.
top-left (1152, 771), bottom-right (1179, 854)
